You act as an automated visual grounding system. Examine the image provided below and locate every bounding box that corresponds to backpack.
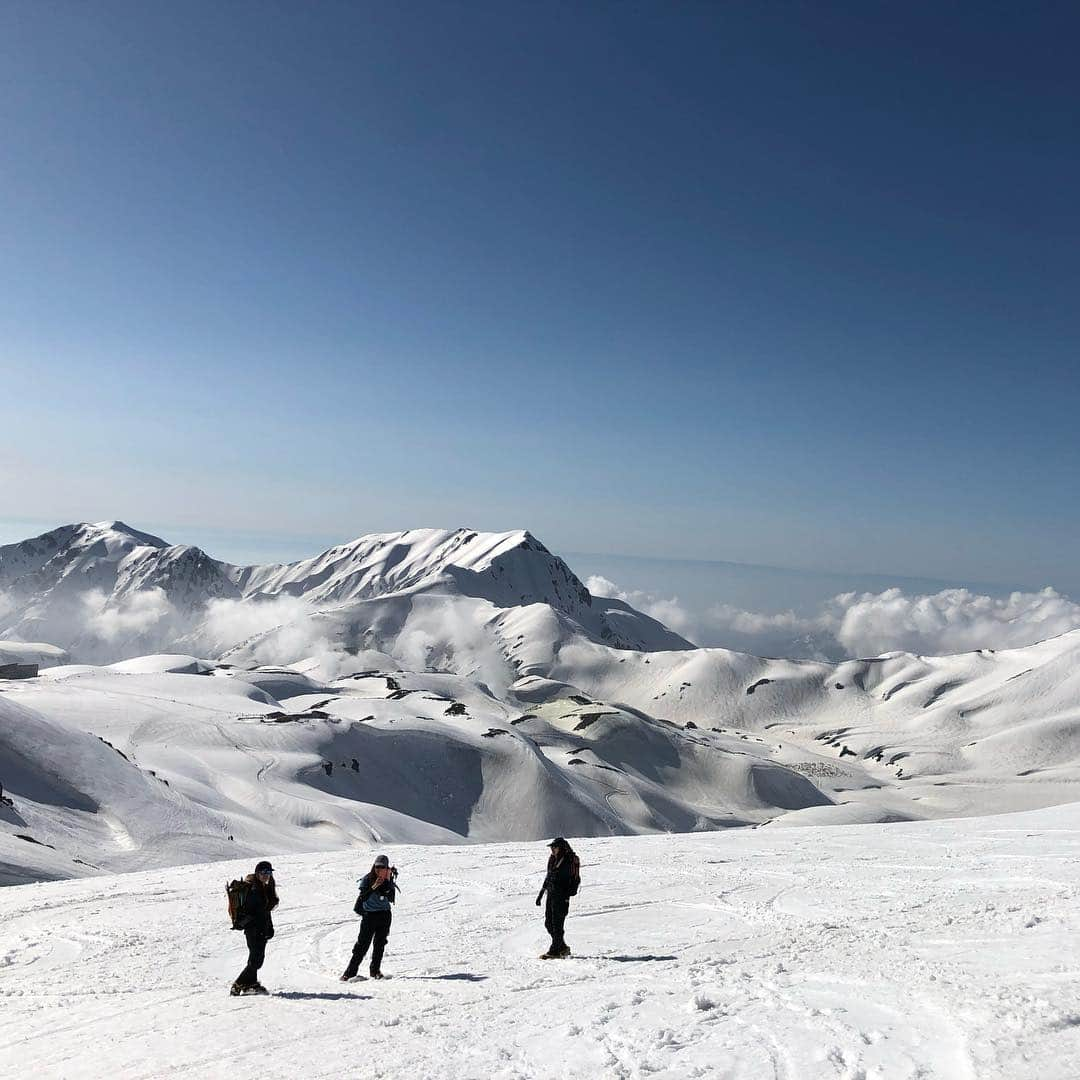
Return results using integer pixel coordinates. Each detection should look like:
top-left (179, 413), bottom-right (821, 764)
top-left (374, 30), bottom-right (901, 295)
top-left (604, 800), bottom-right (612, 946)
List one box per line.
top-left (226, 878), bottom-right (250, 930)
top-left (353, 871), bottom-right (399, 914)
top-left (567, 854), bottom-right (581, 897)
top-left (352, 871), bottom-right (372, 916)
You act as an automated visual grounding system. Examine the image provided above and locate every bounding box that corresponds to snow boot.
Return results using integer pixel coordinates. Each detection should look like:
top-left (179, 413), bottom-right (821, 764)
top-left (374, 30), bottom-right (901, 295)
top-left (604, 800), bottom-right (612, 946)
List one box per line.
top-left (369, 970), bottom-right (385, 979)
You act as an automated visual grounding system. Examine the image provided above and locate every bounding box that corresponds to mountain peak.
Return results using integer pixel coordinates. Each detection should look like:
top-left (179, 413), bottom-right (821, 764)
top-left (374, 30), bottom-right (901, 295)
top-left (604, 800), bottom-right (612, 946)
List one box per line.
top-left (236, 526), bottom-right (569, 608)
top-left (0, 521), bottom-right (156, 588)
top-left (87, 521), bottom-right (169, 547)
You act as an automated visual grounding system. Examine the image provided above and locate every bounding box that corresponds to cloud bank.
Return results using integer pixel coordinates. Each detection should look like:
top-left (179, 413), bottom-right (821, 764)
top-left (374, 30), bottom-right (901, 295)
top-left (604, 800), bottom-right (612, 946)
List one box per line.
top-left (80, 587), bottom-right (176, 642)
top-left (200, 594), bottom-right (314, 655)
top-left (825, 586), bottom-right (1080, 657)
top-left (586, 576), bottom-right (1080, 659)
top-left (7, 574), bottom-right (1079, 669)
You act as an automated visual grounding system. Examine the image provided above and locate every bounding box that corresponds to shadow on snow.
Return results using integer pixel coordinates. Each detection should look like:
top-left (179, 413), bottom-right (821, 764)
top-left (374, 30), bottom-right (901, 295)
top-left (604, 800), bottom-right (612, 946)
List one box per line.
top-left (273, 991), bottom-right (374, 1001)
top-left (399, 973), bottom-right (488, 982)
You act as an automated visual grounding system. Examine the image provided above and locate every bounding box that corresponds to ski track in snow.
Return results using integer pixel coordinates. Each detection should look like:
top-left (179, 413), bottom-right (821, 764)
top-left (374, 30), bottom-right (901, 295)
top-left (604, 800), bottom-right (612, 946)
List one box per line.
top-left (3, 808), bottom-right (1080, 1079)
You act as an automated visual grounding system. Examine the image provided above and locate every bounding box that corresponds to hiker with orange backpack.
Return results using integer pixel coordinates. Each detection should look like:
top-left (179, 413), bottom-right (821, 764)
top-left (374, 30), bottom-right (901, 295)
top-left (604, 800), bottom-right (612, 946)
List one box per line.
top-left (228, 860), bottom-right (279, 996)
top-left (535, 837), bottom-right (580, 959)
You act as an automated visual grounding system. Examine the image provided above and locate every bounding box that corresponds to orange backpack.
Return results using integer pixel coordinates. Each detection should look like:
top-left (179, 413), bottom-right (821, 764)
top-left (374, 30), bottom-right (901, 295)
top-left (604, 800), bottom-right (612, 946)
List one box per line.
top-left (225, 879), bottom-right (250, 929)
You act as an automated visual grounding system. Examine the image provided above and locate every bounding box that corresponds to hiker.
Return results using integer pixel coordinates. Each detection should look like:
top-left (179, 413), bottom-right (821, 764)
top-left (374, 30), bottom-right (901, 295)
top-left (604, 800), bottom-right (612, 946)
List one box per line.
top-left (535, 836), bottom-right (579, 959)
top-left (341, 854), bottom-right (398, 981)
top-left (230, 860), bottom-right (279, 996)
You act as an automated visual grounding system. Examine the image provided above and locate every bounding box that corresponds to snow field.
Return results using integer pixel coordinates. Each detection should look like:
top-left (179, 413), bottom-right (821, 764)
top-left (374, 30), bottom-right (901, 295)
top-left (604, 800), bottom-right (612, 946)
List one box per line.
top-left (3, 805), bottom-right (1080, 1079)
top-left (1, 659), bottom-right (848, 886)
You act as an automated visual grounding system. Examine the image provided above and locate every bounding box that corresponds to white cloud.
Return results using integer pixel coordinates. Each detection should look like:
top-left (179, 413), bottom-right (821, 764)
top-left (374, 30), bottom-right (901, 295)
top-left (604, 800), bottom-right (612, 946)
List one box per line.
top-left (394, 600), bottom-right (516, 697)
top-left (589, 576), bottom-right (1080, 660)
top-left (199, 596), bottom-right (373, 681)
top-left (587, 575), bottom-right (700, 639)
top-left (588, 575), bottom-right (823, 654)
top-left (80, 587), bottom-right (175, 642)
top-left (701, 603), bottom-right (830, 659)
top-left (199, 594), bottom-right (315, 655)
top-left (826, 586), bottom-right (1080, 657)
top-left (585, 575), bottom-right (619, 597)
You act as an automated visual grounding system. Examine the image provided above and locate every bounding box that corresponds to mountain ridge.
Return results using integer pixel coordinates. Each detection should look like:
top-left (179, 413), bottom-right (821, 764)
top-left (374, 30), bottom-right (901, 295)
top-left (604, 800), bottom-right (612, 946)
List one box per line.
top-left (0, 521), bottom-right (694, 662)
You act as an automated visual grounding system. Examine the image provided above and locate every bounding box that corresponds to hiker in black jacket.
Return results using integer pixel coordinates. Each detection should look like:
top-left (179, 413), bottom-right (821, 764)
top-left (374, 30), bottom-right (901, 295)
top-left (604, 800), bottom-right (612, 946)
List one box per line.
top-left (231, 861), bottom-right (279, 996)
top-left (535, 837), bottom-right (578, 959)
top-left (341, 854), bottom-right (399, 981)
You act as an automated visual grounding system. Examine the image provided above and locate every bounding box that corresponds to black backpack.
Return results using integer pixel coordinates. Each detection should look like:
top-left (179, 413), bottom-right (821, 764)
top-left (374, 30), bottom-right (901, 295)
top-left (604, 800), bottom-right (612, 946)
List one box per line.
top-left (353, 870), bottom-right (399, 914)
top-left (567, 854), bottom-right (581, 897)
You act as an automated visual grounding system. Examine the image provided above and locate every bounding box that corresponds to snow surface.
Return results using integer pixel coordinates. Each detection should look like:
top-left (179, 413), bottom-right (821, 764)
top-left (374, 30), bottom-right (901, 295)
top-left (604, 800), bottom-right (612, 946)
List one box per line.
top-left (2, 804), bottom-right (1080, 1079)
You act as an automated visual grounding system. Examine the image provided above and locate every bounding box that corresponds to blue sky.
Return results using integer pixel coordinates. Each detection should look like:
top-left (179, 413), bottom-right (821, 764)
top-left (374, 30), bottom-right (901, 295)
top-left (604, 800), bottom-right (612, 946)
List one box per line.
top-left (1, 2), bottom-right (1078, 591)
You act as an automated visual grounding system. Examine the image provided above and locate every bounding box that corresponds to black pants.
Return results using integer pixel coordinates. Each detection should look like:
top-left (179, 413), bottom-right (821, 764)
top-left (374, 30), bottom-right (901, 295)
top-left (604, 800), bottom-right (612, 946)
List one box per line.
top-left (344, 910), bottom-right (392, 977)
top-left (236, 928), bottom-right (268, 986)
top-left (545, 894), bottom-right (569, 952)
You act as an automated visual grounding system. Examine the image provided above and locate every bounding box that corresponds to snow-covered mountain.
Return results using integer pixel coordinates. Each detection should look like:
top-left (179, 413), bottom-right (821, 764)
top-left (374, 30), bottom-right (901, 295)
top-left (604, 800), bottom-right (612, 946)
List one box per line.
top-left (0, 522), bottom-right (691, 664)
top-left (0, 521), bottom-right (237, 610)
top-left (4, 519), bottom-right (1080, 891)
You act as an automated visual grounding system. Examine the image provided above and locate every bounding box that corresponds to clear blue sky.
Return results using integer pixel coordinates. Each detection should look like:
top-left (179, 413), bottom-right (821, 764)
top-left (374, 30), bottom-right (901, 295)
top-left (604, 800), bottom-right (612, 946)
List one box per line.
top-left (1, 2), bottom-right (1077, 589)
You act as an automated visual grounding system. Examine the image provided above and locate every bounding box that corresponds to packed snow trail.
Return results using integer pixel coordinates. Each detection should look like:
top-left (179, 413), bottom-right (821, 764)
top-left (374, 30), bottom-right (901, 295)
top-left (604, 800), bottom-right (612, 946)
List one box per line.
top-left (2, 806), bottom-right (1080, 1079)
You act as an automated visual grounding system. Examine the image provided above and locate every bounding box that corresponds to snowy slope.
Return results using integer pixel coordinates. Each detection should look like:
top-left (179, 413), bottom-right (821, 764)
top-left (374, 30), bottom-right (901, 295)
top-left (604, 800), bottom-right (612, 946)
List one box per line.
top-left (2, 803), bottom-right (1079, 1079)
top-left (5, 519), bottom-right (1080, 893)
top-left (6, 622), bottom-right (1080, 886)
top-left (543, 627), bottom-right (1080, 822)
top-left (0, 657), bottom-right (830, 885)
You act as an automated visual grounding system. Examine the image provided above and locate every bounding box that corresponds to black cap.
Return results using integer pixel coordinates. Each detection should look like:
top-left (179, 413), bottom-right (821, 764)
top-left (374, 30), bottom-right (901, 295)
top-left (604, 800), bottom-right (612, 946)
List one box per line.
top-left (255, 860), bottom-right (275, 874)
top-left (548, 837), bottom-right (566, 848)
top-left (373, 854), bottom-right (390, 868)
